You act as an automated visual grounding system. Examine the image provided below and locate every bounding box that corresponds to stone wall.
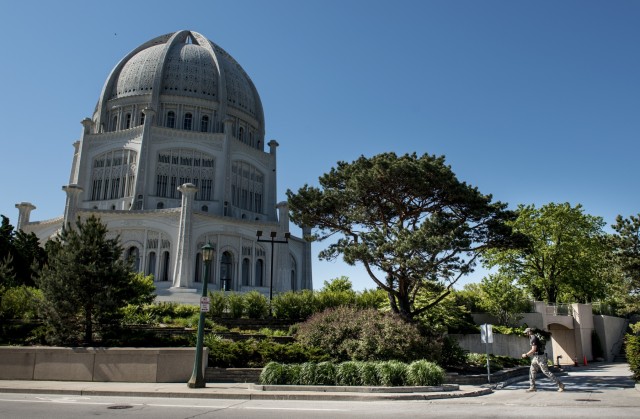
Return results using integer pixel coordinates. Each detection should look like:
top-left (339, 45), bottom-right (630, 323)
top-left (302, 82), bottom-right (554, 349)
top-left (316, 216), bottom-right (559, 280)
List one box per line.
top-left (0, 347), bottom-right (207, 383)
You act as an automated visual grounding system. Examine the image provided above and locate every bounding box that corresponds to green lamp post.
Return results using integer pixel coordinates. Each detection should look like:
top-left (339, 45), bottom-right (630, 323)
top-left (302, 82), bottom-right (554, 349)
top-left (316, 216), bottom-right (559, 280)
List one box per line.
top-left (187, 242), bottom-right (214, 388)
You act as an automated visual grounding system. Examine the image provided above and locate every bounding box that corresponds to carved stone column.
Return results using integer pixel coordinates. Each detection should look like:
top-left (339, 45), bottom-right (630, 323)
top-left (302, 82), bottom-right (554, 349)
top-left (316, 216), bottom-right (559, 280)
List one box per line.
top-left (173, 183), bottom-right (198, 288)
top-left (14, 202), bottom-right (36, 230)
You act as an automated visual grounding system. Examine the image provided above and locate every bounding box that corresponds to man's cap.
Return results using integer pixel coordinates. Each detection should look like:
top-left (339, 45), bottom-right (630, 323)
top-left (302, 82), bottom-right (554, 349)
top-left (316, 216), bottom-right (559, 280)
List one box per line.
top-left (524, 327), bottom-right (533, 334)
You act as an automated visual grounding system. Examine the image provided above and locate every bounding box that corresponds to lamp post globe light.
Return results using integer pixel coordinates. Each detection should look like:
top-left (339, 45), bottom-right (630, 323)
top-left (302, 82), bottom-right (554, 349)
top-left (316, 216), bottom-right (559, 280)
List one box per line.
top-left (256, 230), bottom-right (290, 315)
top-left (187, 242), bottom-right (214, 388)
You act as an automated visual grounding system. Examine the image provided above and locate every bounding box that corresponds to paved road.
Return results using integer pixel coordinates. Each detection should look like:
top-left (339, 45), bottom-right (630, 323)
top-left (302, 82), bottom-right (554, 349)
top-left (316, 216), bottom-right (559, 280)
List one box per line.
top-left (0, 363), bottom-right (636, 418)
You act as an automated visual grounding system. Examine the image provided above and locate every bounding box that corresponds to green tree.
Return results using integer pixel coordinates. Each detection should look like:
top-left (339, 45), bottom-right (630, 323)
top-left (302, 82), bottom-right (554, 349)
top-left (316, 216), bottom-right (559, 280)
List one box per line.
top-left (321, 276), bottom-right (354, 292)
top-left (36, 216), bottom-right (155, 345)
top-left (611, 214), bottom-right (640, 314)
top-left (287, 152), bottom-right (523, 320)
top-left (474, 273), bottom-right (531, 326)
top-left (483, 203), bottom-right (609, 304)
top-left (0, 215), bottom-right (46, 288)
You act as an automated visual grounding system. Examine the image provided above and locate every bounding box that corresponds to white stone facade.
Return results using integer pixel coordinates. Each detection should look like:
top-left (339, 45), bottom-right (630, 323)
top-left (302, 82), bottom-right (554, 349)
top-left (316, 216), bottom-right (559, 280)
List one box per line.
top-left (16, 30), bottom-right (313, 299)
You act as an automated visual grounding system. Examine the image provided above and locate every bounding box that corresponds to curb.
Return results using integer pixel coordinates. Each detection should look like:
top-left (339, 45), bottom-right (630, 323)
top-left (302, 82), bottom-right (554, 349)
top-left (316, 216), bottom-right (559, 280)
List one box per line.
top-left (0, 384), bottom-right (492, 401)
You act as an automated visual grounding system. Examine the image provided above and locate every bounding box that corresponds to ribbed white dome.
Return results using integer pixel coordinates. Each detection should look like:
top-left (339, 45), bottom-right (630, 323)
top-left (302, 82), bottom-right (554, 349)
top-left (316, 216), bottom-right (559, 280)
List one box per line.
top-left (94, 30), bottom-right (264, 132)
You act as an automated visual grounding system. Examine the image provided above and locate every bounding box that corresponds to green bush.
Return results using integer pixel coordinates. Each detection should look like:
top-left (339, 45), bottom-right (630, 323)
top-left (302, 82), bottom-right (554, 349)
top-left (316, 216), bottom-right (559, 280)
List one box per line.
top-left (205, 335), bottom-right (329, 368)
top-left (336, 361), bottom-right (361, 386)
top-left (295, 306), bottom-right (438, 362)
top-left (245, 291), bottom-right (269, 319)
top-left (226, 292), bottom-right (245, 318)
top-left (315, 289), bottom-right (356, 312)
top-left (406, 360), bottom-right (445, 386)
top-left (0, 285), bottom-right (42, 320)
top-left (272, 289), bottom-right (316, 320)
top-left (260, 362), bottom-right (289, 385)
top-left (208, 291), bottom-right (227, 318)
top-left (355, 288), bottom-right (387, 310)
top-left (440, 336), bottom-right (468, 367)
top-left (626, 331), bottom-right (640, 382)
top-left (376, 360), bottom-right (407, 387)
top-left (299, 362), bottom-right (318, 385)
top-left (258, 360), bottom-right (444, 387)
top-left (315, 361), bottom-right (337, 385)
top-left (357, 361), bottom-right (380, 386)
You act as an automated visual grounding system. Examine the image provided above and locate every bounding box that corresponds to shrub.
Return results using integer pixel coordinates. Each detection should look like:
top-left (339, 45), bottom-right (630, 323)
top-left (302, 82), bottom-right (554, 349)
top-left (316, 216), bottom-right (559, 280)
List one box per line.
top-left (355, 288), bottom-right (387, 310)
top-left (314, 361), bottom-right (337, 385)
top-left (260, 362), bottom-right (289, 385)
top-left (226, 292), bottom-right (245, 318)
top-left (245, 291), bottom-right (269, 319)
top-left (272, 290), bottom-right (316, 320)
top-left (376, 360), bottom-right (407, 387)
top-left (626, 326), bottom-right (640, 382)
top-left (299, 362), bottom-right (318, 385)
top-left (440, 336), bottom-right (468, 367)
top-left (336, 361), bottom-right (361, 386)
top-left (357, 361), bottom-right (380, 386)
top-left (295, 306), bottom-right (437, 362)
top-left (0, 285), bottom-right (42, 320)
top-left (406, 360), bottom-right (445, 386)
top-left (315, 289), bottom-right (356, 312)
top-left (208, 291), bottom-right (227, 318)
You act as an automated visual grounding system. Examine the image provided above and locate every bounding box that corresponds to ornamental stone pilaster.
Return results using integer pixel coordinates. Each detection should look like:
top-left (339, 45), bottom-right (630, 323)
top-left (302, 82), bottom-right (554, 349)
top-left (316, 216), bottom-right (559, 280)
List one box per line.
top-left (173, 183), bottom-right (198, 288)
top-left (62, 184), bottom-right (83, 227)
top-left (15, 202), bottom-right (36, 230)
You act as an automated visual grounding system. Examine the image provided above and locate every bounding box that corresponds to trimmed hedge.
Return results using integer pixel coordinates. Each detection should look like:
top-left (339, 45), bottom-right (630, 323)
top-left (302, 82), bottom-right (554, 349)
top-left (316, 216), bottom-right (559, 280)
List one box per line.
top-left (626, 333), bottom-right (640, 382)
top-left (259, 360), bottom-right (445, 386)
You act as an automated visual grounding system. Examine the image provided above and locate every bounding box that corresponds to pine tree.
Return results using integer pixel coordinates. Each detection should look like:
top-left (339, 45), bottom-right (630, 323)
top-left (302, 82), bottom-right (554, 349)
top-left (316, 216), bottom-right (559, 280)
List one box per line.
top-left (37, 216), bottom-right (154, 345)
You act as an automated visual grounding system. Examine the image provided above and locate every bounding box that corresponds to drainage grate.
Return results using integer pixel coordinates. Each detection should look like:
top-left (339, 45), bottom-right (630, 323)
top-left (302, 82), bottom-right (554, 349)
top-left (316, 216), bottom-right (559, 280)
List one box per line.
top-left (108, 405), bottom-right (134, 409)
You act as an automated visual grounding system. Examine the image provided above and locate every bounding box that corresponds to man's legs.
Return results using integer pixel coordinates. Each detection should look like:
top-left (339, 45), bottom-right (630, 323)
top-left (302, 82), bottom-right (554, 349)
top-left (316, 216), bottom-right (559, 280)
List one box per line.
top-left (537, 355), bottom-right (564, 391)
top-left (528, 358), bottom-right (539, 390)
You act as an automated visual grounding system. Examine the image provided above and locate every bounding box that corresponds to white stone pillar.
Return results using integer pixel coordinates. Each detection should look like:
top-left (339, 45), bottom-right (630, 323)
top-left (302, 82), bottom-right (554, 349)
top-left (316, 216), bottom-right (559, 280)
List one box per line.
top-left (62, 184), bottom-right (83, 227)
top-left (14, 202), bottom-right (36, 230)
top-left (173, 183), bottom-right (198, 288)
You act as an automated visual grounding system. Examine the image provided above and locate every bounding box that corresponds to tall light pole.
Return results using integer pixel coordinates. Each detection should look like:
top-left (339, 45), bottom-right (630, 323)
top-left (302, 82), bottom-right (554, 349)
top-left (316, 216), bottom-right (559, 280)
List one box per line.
top-left (187, 242), bottom-right (214, 389)
top-left (256, 230), bottom-right (290, 313)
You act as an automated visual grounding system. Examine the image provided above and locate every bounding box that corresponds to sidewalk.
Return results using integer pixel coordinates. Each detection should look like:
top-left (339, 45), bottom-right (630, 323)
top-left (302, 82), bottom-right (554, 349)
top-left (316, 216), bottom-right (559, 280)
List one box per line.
top-left (0, 380), bottom-right (492, 401)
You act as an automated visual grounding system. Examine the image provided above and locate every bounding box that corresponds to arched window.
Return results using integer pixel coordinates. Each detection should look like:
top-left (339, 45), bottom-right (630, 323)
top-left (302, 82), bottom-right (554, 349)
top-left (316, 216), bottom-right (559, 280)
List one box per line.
top-left (166, 111), bottom-right (175, 128)
top-left (201, 205), bottom-right (208, 212)
top-left (127, 246), bottom-right (140, 272)
top-left (147, 251), bottom-right (156, 278)
top-left (255, 259), bottom-right (264, 287)
top-left (139, 111), bottom-right (145, 126)
top-left (201, 115), bottom-right (209, 132)
top-left (220, 251), bottom-right (233, 291)
top-left (238, 127), bottom-right (244, 141)
top-left (183, 113), bottom-right (192, 130)
top-left (195, 253), bottom-right (202, 283)
top-left (156, 202), bottom-right (164, 209)
top-left (125, 113), bottom-right (131, 129)
top-left (242, 258), bottom-right (250, 286)
top-left (162, 251), bottom-right (170, 281)
top-left (290, 256), bottom-right (297, 291)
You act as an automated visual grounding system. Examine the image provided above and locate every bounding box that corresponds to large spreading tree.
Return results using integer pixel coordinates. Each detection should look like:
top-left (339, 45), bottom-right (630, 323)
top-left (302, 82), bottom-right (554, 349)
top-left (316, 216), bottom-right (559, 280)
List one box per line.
top-left (482, 202), bottom-right (610, 304)
top-left (287, 152), bottom-right (523, 320)
top-left (37, 216), bottom-right (154, 345)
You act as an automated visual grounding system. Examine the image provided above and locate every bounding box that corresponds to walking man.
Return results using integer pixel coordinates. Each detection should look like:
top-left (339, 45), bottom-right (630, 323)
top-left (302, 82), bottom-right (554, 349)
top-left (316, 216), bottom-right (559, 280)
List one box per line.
top-left (521, 327), bottom-right (565, 392)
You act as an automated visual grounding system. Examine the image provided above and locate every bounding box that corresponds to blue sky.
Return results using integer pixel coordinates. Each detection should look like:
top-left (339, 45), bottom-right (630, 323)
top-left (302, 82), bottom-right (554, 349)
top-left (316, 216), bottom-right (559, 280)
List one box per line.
top-left (1, 1), bottom-right (638, 291)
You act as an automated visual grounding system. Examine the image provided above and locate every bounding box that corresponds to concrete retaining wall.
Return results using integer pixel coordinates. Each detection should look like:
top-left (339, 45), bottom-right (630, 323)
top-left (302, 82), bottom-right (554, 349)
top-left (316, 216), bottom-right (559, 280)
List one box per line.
top-left (449, 333), bottom-right (530, 359)
top-left (0, 347), bottom-right (207, 383)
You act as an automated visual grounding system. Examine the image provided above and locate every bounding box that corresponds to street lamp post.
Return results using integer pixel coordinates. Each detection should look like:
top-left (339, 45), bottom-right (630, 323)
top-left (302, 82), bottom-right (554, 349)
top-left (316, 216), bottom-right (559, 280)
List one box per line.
top-left (256, 230), bottom-right (290, 313)
top-left (187, 242), bottom-right (214, 389)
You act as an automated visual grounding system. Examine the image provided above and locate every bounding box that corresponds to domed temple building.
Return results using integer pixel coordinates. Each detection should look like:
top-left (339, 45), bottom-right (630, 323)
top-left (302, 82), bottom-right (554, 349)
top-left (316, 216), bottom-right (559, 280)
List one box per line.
top-left (15, 30), bottom-right (313, 300)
